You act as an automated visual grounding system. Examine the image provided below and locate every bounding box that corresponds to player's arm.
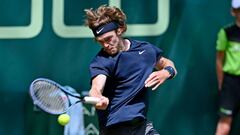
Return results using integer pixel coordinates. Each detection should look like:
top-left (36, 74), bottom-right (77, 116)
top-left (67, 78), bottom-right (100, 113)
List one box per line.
top-left (145, 57), bottom-right (177, 90)
top-left (89, 74), bottom-right (109, 110)
top-left (216, 51), bottom-right (225, 91)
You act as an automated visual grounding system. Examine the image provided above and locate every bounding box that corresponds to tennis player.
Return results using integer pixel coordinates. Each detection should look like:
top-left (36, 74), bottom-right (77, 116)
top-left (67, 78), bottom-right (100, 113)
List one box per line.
top-left (84, 5), bottom-right (177, 135)
top-left (215, 0), bottom-right (240, 135)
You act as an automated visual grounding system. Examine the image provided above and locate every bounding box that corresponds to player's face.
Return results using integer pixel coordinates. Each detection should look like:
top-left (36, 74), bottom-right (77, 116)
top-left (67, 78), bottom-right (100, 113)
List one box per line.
top-left (95, 31), bottom-right (121, 55)
top-left (232, 8), bottom-right (240, 21)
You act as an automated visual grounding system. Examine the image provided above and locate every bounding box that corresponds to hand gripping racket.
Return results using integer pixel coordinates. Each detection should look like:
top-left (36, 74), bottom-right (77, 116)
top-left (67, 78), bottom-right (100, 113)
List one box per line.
top-left (29, 78), bottom-right (100, 115)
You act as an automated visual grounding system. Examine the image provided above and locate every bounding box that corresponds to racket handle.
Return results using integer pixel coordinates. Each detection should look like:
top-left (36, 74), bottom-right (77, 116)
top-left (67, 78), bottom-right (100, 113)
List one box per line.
top-left (83, 97), bottom-right (100, 104)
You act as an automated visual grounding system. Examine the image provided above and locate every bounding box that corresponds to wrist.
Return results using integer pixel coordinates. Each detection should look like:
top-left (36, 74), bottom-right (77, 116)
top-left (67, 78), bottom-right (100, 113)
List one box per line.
top-left (163, 66), bottom-right (176, 79)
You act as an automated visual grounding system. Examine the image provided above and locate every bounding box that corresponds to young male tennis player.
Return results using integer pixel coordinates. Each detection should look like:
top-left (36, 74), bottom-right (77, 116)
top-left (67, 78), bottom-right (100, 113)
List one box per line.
top-left (84, 5), bottom-right (177, 135)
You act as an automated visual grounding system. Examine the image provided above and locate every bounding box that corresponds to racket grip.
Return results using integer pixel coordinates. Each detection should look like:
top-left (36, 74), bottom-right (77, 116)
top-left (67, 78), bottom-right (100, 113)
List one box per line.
top-left (83, 97), bottom-right (100, 104)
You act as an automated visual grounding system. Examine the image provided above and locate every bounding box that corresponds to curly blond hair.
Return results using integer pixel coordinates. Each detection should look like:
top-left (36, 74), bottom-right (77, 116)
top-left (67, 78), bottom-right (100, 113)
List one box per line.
top-left (84, 5), bottom-right (127, 33)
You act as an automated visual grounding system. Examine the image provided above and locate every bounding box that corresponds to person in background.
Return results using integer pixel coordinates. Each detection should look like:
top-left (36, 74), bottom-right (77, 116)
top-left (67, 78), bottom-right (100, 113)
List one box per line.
top-left (84, 5), bottom-right (177, 135)
top-left (215, 0), bottom-right (240, 135)
top-left (63, 86), bottom-right (85, 135)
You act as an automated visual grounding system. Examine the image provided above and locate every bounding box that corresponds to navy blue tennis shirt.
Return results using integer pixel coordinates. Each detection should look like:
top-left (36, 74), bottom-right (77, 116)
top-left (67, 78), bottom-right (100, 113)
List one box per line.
top-left (89, 39), bottom-right (163, 127)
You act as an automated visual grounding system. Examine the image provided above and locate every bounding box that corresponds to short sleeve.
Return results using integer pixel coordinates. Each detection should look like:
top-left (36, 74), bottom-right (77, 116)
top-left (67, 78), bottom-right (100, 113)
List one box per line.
top-left (151, 44), bottom-right (163, 61)
top-left (89, 58), bottom-right (110, 79)
top-left (216, 28), bottom-right (228, 51)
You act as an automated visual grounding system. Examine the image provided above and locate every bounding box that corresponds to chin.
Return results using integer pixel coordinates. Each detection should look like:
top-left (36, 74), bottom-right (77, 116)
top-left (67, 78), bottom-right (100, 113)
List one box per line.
top-left (107, 51), bottom-right (118, 56)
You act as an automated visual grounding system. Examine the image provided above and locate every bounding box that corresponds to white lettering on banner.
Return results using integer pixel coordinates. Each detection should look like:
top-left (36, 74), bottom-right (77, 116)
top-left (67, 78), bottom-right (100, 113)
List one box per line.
top-left (83, 107), bottom-right (99, 134)
top-left (0, 0), bottom-right (169, 39)
top-left (85, 123), bottom-right (99, 135)
top-left (0, 0), bottom-right (43, 39)
top-left (83, 106), bottom-right (96, 116)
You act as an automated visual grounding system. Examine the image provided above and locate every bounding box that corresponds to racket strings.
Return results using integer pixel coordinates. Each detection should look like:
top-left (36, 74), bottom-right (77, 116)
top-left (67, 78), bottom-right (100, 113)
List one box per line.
top-left (32, 81), bottom-right (68, 113)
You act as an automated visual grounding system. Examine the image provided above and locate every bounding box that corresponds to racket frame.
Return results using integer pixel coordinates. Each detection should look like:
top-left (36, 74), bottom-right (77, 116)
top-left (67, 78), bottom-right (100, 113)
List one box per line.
top-left (29, 78), bottom-right (84, 114)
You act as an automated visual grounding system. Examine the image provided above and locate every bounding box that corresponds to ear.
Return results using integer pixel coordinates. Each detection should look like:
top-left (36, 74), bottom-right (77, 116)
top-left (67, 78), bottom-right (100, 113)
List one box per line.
top-left (116, 28), bottom-right (123, 36)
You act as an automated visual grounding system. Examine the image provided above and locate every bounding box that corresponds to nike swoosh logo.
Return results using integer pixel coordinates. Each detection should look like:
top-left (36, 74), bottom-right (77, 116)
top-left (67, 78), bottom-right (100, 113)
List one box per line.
top-left (139, 50), bottom-right (145, 54)
top-left (96, 28), bottom-right (104, 34)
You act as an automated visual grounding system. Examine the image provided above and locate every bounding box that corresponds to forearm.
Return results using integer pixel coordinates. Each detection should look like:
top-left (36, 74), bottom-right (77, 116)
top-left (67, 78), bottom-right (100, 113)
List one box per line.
top-left (216, 60), bottom-right (223, 83)
top-left (216, 51), bottom-right (224, 90)
top-left (89, 74), bottom-right (109, 110)
top-left (89, 74), bottom-right (106, 97)
top-left (145, 57), bottom-right (177, 90)
top-left (216, 58), bottom-right (224, 90)
top-left (89, 88), bottom-right (103, 97)
top-left (156, 57), bottom-right (177, 79)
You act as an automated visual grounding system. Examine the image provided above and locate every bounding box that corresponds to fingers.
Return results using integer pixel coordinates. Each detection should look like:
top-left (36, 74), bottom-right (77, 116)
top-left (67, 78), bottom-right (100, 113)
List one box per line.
top-left (145, 72), bottom-right (158, 86)
top-left (145, 79), bottom-right (159, 88)
top-left (145, 72), bottom-right (157, 84)
top-left (152, 82), bottom-right (162, 90)
top-left (145, 79), bottom-right (164, 90)
top-left (95, 96), bottom-right (109, 110)
top-left (145, 71), bottom-right (167, 90)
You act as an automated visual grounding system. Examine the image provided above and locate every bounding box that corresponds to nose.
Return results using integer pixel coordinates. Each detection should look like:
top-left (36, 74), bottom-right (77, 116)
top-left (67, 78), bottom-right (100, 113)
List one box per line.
top-left (102, 42), bottom-right (109, 48)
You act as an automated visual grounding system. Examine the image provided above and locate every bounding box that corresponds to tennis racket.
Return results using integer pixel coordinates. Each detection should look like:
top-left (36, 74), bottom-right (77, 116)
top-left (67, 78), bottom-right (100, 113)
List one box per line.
top-left (29, 78), bottom-right (100, 115)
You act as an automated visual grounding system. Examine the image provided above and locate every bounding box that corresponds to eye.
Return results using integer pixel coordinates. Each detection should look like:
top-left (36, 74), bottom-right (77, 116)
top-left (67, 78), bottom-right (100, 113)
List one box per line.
top-left (104, 37), bottom-right (112, 42)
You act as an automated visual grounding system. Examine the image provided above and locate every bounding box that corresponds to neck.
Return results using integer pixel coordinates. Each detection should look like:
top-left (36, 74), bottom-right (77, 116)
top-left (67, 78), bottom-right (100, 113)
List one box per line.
top-left (119, 38), bottom-right (130, 51)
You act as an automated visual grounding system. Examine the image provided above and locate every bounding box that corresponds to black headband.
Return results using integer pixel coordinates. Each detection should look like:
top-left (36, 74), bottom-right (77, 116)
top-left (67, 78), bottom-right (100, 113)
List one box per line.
top-left (92, 22), bottom-right (119, 37)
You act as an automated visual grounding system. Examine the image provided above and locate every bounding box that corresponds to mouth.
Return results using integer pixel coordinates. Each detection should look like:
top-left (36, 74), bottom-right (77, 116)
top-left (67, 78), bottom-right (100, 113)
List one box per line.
top-left (104, 48), bottom-right (116, 55)
top-left (105, 47), bottom-right (114, 52)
